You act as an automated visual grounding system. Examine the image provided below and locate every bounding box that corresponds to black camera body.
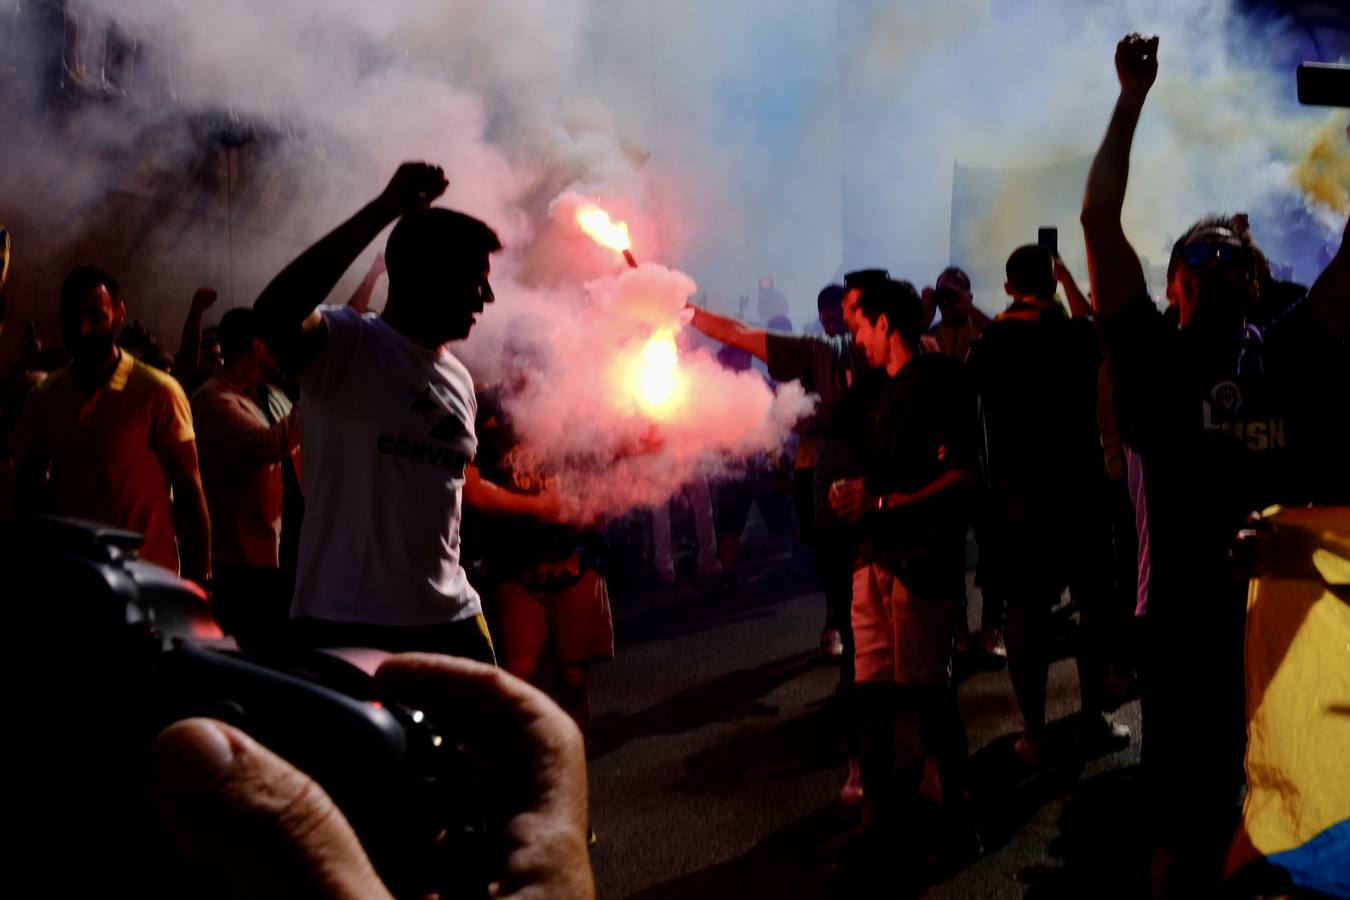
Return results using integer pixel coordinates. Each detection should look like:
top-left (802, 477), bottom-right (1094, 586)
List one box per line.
top-left (5, 516), bottom-right (495, 898)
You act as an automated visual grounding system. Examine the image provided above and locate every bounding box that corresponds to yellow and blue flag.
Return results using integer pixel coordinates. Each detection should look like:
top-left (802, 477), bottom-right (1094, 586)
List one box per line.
top-left (1226, 506), bottom-right (1350, 896)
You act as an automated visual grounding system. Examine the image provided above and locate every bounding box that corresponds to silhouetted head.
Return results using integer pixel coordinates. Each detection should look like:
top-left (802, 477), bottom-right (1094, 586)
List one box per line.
top-left (384, 208), bottom-right (502, 348)
top-left (1004, 245), bottom-right (1057, 302)
top-left (59, 266), bottom-right (125, 368)
top-left (218, 307), bottom-right (281, 386)
top-left (716, 344), bottom-right (753, 373)
top-left (816, 284), bottom-right (845, 337)
top-left (934, 266), bottom-right (972, 317)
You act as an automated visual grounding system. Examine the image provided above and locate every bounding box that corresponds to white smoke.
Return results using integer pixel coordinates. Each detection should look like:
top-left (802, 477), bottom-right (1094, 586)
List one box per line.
top-left (0, 0), bottom-right (1345, 513)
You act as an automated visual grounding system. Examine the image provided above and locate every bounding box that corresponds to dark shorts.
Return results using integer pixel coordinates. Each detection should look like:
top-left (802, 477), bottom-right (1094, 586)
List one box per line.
top-left (988, 494), bottom-right (1115, 607)
top-left (496, 569), bottom-right (614, 666)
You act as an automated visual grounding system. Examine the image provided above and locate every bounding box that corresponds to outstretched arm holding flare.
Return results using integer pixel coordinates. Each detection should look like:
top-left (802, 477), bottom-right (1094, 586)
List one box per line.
top-left (1081, 33), bottom-right (1159, 318)
top-left (254, 163), bottom-right (448, 372)
top-left (685, 304), bottom-right (769, 361)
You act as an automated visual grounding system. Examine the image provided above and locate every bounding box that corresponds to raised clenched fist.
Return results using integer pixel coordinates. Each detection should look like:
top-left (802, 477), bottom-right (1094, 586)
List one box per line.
top-left (377, 162), bottom-right (449, 217)
top-left (1115, 33), bottom-right (1160, 101)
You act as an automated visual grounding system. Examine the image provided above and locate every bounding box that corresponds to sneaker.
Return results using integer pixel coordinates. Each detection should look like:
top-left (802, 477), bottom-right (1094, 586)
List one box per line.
top-left (839, 757), bottom-right (864, 806)
top-left (1078, 713), bottom-right (1131, 755)
top-left (980, 628), bottom-right (1007, 660)
top-left (820, 626), bottom-right (844, 659)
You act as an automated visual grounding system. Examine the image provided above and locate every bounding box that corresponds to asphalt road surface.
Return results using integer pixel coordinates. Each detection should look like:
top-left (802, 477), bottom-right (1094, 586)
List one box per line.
top-left (584, 524), bottom-right (1146, 899)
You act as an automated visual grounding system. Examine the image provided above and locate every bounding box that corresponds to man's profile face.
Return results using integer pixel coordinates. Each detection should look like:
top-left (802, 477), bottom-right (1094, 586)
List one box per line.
top-left (854, 314), bottom-right (889, 368)
top-left (842, 288), bottom-right (865, 337)
top-left (1168, 226), bottom-right (1255, 328)
top-left (61, 283), bottom-right (124, 364)
top-left (420, 254), bottom-right (493, 344)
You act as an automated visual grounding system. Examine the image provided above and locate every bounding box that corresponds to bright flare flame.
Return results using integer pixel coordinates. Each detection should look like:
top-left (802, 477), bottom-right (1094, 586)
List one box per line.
top-left (576, 205), bottom-right (632, 252)
top-left (622, 329), bottom-right (687, 419)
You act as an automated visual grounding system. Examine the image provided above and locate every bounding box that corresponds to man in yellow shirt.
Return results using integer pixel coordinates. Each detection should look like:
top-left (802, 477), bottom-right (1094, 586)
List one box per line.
top-left (14, 267), bottom-right (210, 582)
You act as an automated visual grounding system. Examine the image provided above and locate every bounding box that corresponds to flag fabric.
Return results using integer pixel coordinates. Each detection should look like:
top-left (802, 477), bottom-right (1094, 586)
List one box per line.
top-left (1226, 506), bottom-right (1350, 896)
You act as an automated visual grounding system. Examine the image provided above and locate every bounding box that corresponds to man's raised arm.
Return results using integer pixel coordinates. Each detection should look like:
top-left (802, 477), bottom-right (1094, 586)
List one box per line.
top-left (1081, 33), bottom-right (1159, 318)
top-left (1307, 216), bottom-right (1349, 339)
top-left (686, 305), bottom-right (769, 361)
top-left (254, 163), bottom-right (447, 370)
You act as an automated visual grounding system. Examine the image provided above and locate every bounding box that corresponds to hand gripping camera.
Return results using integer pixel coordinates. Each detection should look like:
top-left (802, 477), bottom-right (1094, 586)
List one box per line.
top-left (4, 516), bottom-right (497, 899)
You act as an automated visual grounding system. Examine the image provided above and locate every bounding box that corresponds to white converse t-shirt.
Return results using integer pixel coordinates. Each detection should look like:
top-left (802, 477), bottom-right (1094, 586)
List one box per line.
top-left (291, 307), bottom-right (481, 626)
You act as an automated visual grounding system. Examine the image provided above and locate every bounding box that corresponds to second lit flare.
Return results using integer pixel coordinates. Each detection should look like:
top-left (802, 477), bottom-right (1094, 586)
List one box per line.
top-left (619, 329), bottom-right (687, 419)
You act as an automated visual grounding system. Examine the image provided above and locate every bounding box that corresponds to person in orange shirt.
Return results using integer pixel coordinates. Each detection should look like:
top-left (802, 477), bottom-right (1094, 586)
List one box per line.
top-left (13, 266), bottom-right (210, 583)
top-left (192, 307), bottom-right (301, 647)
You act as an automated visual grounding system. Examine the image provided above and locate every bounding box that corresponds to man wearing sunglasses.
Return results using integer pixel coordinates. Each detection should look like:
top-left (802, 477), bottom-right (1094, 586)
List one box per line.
top-left (1081, 33), bottom-right (1350, 897)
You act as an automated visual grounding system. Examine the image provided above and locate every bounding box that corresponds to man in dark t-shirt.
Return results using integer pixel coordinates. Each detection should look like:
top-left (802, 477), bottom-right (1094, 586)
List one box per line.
top-left (829, 279), bottom-right (980, 860)
top-left (1081, 32), bottom-right (1350, 893)
top-left (688, 269), bottom-right (890, 807)
top-left (968, 244), bottom-right (1129, 765)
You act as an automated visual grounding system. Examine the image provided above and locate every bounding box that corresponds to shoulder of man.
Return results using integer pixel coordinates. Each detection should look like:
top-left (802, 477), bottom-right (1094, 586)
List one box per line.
top-left (316, 304), bottom-right (377, 347)
top-left (129, 356), bottom-right (189, 400)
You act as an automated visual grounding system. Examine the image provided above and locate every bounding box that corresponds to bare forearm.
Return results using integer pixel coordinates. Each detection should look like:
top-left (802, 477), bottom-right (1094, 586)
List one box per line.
top-left (1060, 270), bottom-right (1093, 319)
top-left (1083, 94), bottom-right (1145, 223)
top-left (687, 307), bottom-right (769, 361)
top-left (255, 199), bottom-right (396, 331)
top-left (882, 467), bottom-right (973, 512)
top-left (463, 467), bottom-right (560, 520)
top-left (174, 483), bottom-right (212, 583)
top-left (1081, 93), bottom-right (1150, 318)
top-left (174, 309), bottom-right (204, 380)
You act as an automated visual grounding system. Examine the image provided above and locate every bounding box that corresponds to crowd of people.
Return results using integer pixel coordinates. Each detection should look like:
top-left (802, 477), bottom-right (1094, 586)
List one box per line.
top-left (1, 31), bottom-right (1347, 899)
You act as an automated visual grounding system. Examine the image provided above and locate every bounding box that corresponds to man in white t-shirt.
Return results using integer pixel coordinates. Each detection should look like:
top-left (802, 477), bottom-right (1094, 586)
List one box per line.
top-left (255, 162), bottom-right (551, 662)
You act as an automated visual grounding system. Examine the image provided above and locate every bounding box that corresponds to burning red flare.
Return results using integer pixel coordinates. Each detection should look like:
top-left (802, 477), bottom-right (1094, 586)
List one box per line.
top-left (576, 204), bottom-right (638, 267)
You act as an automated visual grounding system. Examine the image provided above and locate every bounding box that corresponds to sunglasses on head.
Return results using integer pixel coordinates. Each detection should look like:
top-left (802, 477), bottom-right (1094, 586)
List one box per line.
top-left (1180, 242), bottom-right (1250, 269)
